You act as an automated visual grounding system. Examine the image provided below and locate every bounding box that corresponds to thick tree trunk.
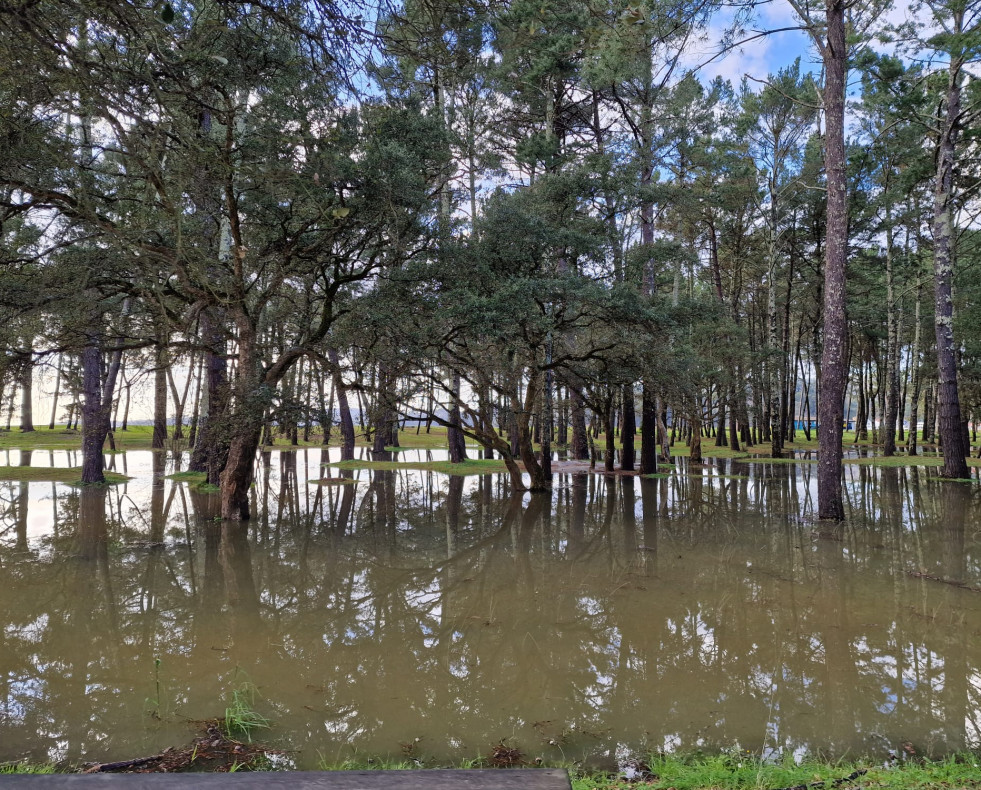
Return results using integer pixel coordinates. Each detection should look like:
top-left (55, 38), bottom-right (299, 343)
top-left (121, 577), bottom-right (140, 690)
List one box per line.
top-left (907, 282), bottom-right (923, 455)
top-left (372, 362), bottom-right (398, 457)
top-left (689, 395), bottom-right (703, 464)
top-left (932, 53), bottom-right (970, 479)
top-left (19, 352), bottom-right (34, 433)
top-left (189, 309), bottom-right (229, 484)
top-left (513, 370), bottom-right (548, 490)
top-left (817, 0), bottom-right (848, 521)
top-left (220, 427), bottom-right (262, 520)
top-left (604, 399), bottom-right (616, 473)
top-left (621, 383), bottom-right (635, 471)
top-left (447, 371), bottom-right (468, 463)
top-left (48, 354), bottom-right (62, 430)
top-left (80, 343), bottom-right (107, 484)
top-left (80, 308), bottom-right (127, 485)
top-left (883, 226), bottom-right (900, 456)
top-left (152, 328), bottom-right (168, 450)
top-left (188, 353), bottom-right (204, 447)
top-left (570, 386), bottom-right (588, 460)
top-left (639, 384), bottom-right (658, 473)
top-left (328, 347), bottom-right (355, 461)
top-left (767, 241), bottom-right (782, 456)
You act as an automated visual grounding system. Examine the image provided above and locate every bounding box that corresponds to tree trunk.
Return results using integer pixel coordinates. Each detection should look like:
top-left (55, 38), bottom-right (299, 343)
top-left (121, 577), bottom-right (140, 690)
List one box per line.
top-left (328, 347), bottom-right (355, 461)
top-left (883, 226), bottom-right (900, 455)
top-left (48, 353), bottom-right (62, 430)
top-left (817, 0), bottom-right (849, 520)
top-left (570, 386), bottom-right (588, 460)
top-left (152, 327), bottom-right (168, 450)
top-left (189, 308), bottom-right (229, 483)
top-left (907, 282), bottom-right (923, 455)
top-left (80, 305), bottom-right (128, 485)
top-left (80, 343), bottom-right (107, 484)
top-left (19, 350), bottom-right (34, 433)
top-left (447, 371), bottom-right (468, 463)
top-left (621, 383), bottom-right (635, 471)
top-left (932, 50), bottom-right (970, 479)
top-left (640, 384), bottom-right (658, 473)
top-left (767, 235), bottom-right (782, 456)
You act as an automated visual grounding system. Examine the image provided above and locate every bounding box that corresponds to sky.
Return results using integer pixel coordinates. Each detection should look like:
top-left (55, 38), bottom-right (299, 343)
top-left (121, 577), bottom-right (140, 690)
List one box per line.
top-left (696, 0), bottom-right (920, 88)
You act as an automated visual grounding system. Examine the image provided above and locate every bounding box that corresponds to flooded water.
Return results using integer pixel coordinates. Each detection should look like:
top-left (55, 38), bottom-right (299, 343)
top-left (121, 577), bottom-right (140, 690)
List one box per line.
top-left (1, 446), bottom-right (980, 768)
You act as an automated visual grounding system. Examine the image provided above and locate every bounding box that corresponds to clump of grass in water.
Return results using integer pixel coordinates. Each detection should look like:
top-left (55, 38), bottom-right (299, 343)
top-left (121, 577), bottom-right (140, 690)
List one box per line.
top-left (224, 682), bottom-right (270, 742)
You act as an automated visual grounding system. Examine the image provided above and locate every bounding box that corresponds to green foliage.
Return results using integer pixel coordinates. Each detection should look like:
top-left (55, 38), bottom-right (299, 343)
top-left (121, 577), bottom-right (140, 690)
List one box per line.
top-left (224, 682), bottom-right (271, 743)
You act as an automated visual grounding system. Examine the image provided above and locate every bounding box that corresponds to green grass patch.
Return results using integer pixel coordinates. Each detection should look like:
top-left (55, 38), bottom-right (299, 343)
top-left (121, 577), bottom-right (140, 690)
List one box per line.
top-left (308, 477), bottom-right (358, 485)
top-left (0, 763), bottom-right (57, 774)
top-left (642, 473), bottom-right (672, 479)
top-left (0, 466), bottom-right (130, 484)
top-left (844, 455), bottom-right (981, 469)
top-left (223, 682), bottom-right (270, 743)
top-left (570, 752), bottom-right (981, 790)
top-left (167, 470), bottom-right (207, 483)
top-left (166, 470), bottom-right (219, 492)
top-left (741, 456), bottom-right (817, 464)
top-left (0, 425), bottom-right (160, 451)
top-left (325, 458), bottom-right (507, 476)
top-left (312, 751), bottom-right (981, 789)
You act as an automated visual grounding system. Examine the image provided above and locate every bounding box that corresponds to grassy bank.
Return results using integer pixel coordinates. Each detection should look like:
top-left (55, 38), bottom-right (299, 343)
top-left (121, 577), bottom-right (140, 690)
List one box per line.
top-left (315, 752), bottom-right (981, 789)
top-left (165, 470), bottom-right (219, 492)
top-left (0, 466), bottom-right (130, 484)
top-left (0, 424), bottom-right (459, 453)
top-left (325, 458), bottom-right (507, 476)
top-left (0, 425), bottom-right (159, 451)
top-left (568, 752), bottom-right (981, 789)
top-left (5, 750), bottom-right (980, 785)
top-left (1, 424), bottom-right (979, 479)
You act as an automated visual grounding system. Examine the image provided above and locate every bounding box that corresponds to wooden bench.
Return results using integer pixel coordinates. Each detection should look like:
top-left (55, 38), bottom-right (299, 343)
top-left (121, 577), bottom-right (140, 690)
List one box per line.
top-left (0, 770), bottom-right (571, 789)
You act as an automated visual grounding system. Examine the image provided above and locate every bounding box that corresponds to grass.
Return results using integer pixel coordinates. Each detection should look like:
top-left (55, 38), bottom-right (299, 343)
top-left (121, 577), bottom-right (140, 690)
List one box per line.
top-left (324, 458), bottom-right (508, 476)
top-left (223, 682), bottom-right (270, 743)
top-left (0, 763), bottom-right (56, 774)
top-left (571, 752), bottom-right (981, 789)
top-left (166, 470), bottom-right (220, 492)
top-left (0, 466), bottom-right (130, 484)
top-left (0, 424), bottom-right (160, 451)
top-left (0, 424), bottom-right (459, 454)
top-left (313, 752), bottom-right (981, 789)
top-left (5, 749), bottom-right (981, 784)
top-left (308, 477), bottom-right (358, 485)
top-left (261, 426), bottom-right (456, 452)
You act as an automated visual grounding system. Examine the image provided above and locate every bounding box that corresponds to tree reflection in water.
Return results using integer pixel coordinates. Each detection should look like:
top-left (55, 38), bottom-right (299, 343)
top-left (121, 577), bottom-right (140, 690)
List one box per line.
top-left (0, 452), bottom-right (979, 766)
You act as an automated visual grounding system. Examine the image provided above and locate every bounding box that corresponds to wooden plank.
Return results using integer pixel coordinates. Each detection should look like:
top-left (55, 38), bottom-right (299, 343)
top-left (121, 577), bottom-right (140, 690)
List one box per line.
top-left (0, 770), bottom-right (571, 790)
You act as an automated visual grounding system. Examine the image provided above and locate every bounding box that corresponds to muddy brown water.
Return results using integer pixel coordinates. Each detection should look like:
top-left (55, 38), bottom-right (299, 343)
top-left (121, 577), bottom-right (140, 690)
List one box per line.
top-left (1, 446), bottom-right (979, 768)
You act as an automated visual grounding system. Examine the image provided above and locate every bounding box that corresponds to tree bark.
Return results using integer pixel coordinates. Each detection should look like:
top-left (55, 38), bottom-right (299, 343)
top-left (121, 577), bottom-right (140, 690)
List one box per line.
top-left (152, 326), bottom-right (168, 450)
top-left (19, 349), bottom-right (34, 433)
top-left (621, 383), bottom-right (635, 470)
top-left (932, 47), bottom-right (970, 479)
top-left (328, 347), bottom-right (355, 460)
top-left (447, 371), bottom-right (468, 463)
top-left (817, 0), bottom-right (848, 520)
top-left (48, 353), bottom-right (62, 430)
top-left (189, 308), bottom-right (229, 483)
top-left (883, 224), bottom-right (900, 455)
